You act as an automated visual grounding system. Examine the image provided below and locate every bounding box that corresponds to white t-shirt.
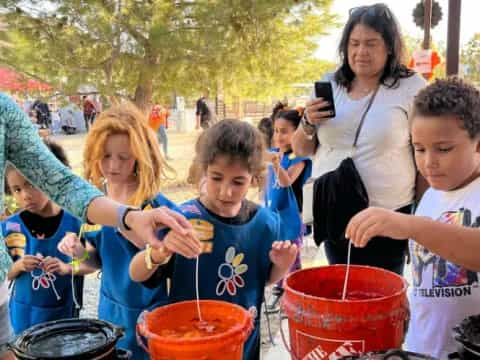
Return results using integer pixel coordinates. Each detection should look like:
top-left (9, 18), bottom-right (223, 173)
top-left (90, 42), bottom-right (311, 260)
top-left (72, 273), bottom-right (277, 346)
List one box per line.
top-left (405, 177), bottom-right (480, 359)
top-left (312, 73), bottom-right (426, 209)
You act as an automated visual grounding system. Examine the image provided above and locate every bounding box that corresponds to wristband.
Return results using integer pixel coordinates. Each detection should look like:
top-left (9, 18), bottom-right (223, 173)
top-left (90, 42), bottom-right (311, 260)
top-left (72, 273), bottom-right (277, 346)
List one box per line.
top-left (117, 205), bottom-right (140, 232)
top-left (145, 244), bottom-right (172, 270)
top-left (301, 114), bottom-right (317, 132)
top-left (70, 249), bottom-right (89, 275)
top-left (145, 244), bottom-right (161, 270)
top-left (300, 115), bottom-right (316, 140)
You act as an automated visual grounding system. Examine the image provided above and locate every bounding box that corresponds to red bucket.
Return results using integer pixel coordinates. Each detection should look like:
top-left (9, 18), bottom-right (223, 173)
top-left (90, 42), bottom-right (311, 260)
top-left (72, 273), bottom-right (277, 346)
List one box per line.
top-left (282, 265), bottom-right (409, 359)
top-left (137, 300), bottom-right (253, 360)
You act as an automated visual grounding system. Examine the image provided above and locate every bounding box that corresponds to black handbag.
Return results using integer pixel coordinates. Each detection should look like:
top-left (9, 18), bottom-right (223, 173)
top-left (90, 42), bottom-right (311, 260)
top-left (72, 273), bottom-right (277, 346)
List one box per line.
top-left (313, 88), bottom-right (379, 246)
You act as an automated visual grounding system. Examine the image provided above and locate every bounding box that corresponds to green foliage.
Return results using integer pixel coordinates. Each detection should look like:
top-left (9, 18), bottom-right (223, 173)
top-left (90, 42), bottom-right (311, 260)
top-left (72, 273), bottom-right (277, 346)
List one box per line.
top-left (461, 33), bottom-right (480, 84)
top-left (3, 194), bottom-right (18, 217)
top-left (0, 0), bottom-right (338, 106)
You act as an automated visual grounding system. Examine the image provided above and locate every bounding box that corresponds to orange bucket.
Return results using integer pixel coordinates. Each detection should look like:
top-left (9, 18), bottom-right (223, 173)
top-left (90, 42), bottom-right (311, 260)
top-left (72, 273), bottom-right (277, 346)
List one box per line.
top-left (282, 265), bottom-right (409, 359)
top-left (137, 300), bottom-right (253, 360)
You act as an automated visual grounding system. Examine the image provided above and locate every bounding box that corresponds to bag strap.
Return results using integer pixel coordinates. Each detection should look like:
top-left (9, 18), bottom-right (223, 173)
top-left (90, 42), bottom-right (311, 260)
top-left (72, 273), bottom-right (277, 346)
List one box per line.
top-left (352, 86), bottom-right (379, 148)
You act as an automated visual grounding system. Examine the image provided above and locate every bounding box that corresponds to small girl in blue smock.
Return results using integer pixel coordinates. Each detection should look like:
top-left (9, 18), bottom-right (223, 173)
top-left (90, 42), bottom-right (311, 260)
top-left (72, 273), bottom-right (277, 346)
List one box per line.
top-left (57, 103), bottom-right (189, 360)
top-left (130, 118), bottom-right (298, 360)
top-left (265, 104), bottom-right (312, 311)
top-left (3, 140), bottom-right (83, 334)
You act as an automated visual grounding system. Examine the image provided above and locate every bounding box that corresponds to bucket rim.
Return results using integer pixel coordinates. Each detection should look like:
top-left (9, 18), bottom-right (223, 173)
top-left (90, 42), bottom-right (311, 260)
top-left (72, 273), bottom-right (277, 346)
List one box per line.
top-left (8, 318), bottom-right (122, 359)
top-left (283, 265), bottom-right (408, 303)
top-left (139, 300), bottom-right (253, 345)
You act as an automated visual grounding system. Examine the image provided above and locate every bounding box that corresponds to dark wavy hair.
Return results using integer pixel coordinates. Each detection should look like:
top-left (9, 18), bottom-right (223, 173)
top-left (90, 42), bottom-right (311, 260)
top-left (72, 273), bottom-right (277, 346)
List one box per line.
top-left (272, 102), bottom-right (303, 129)
top-left (335, 3), bottom-right (414, 90)
top-left (258, 117), bottom-right (274, 148)
top-left (188, 119), bottom-right (266, 188)
top-left (413, 77), bottom-right (480, 139)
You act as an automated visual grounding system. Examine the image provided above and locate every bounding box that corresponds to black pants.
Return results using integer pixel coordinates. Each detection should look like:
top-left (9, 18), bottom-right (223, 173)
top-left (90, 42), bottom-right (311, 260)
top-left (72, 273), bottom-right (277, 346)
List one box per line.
top-left (324, 204), bottom-right (412, 275)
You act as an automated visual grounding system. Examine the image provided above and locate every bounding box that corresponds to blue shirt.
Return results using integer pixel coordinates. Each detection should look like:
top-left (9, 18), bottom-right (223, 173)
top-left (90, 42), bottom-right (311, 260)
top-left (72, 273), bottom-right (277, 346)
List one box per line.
top-left (2, 211), bottom-right (81, 333)
top-left (169, 199), bottom-right (280, 360)
top-left (84, 193), bottom-right (177, 360)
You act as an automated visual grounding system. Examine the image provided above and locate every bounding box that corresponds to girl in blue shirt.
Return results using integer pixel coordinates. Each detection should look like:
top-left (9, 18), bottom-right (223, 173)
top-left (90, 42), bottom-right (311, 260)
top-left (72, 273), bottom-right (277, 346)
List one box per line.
top-left (265, 104), bottom-right (312, 311)
top-left (58, 103), bottom-right (188, 360)
top-left (3, 140), bottom-right (83, 334)
top-left (130, 119), bottom-right (298, 360)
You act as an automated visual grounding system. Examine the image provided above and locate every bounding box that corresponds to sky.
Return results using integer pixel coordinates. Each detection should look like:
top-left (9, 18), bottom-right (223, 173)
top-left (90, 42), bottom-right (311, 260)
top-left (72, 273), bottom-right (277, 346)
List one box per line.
top-left (316, 0), bottom-right (477, 61)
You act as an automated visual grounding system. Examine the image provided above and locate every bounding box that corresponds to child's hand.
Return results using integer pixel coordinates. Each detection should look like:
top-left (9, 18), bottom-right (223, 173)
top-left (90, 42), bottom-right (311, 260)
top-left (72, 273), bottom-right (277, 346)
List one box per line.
top-left (271, 153), bottom-right (281, 171)
top-left (264, 152), bottom-right (276, 163)
top-left (163, 230), bottom-right (201, 259)
top-left (18, 255), bottom-right (41, 272)
top-left (42, 256), bottom-right (71, 275)
top-left (269, 240), bottom-right (298, 270)
top-left (58, 232), bottom-right (85, 258)
top-left (346, 207), bottom-right (413, 248)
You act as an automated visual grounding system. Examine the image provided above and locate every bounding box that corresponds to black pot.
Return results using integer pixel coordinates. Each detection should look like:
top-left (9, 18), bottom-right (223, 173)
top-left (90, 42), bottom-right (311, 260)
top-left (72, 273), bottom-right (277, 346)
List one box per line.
top-left (341, 349), bottom-right (437, 360)
top-left (451, 314), bottom-right (480, 359)
top-left (8, 318), bottom-right (125, 360)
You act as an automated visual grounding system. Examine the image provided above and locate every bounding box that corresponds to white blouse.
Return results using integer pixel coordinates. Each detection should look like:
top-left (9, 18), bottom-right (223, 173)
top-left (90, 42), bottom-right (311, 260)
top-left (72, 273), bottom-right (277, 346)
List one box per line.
top-left (312, 72), bottom-right (426, 210)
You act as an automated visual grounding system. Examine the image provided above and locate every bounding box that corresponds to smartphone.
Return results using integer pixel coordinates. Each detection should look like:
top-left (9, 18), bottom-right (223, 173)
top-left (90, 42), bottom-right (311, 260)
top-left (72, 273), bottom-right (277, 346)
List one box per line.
top-left (314, 81), bottom-right (336, 118)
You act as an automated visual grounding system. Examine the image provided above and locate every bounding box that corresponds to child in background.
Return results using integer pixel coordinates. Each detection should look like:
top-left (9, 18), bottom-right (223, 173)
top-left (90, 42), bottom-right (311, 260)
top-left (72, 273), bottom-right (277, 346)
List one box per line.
top-left (3, 140), bottom-right (83, 334)
top-left (57, 103), bottom-right (193, 360)
top-left (346, 78), bottom-right (480, 358)
top-left (265, 104), bottom-right (312, 312)
top-left (130, 119), bottom-right (297, 360)
top-left (149, 104), bottom-right (172, 160)
top-left (257, 117), bottom-right (274, 149)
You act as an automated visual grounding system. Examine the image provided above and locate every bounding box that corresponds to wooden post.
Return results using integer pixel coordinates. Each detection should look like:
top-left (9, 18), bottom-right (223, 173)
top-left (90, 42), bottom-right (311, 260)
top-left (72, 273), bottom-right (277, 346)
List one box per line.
top-left (423, 0), bottom-right (432, 49)
top-left (446, 0), bottom-right (462, 76)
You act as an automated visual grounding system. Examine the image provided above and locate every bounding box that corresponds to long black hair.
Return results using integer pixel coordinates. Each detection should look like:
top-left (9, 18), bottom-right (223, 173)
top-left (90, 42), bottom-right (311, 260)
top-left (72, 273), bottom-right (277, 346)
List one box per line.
top-left (335, 3), bottom-right (414, 90)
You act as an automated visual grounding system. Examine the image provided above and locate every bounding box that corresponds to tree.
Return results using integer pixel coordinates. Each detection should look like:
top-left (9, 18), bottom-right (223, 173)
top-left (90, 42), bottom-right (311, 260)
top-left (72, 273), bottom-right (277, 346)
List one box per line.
top-left (461, 33), bottom-right (480, 84)
top-left (0, 0), bottom-right (338, 109)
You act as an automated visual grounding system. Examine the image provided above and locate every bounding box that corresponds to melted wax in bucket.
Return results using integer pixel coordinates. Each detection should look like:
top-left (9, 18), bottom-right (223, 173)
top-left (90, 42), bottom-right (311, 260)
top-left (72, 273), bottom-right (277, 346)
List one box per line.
top-left (28, 331), bottom-right (106, 357)
top-left (159, 317), bottom-right (236, 339)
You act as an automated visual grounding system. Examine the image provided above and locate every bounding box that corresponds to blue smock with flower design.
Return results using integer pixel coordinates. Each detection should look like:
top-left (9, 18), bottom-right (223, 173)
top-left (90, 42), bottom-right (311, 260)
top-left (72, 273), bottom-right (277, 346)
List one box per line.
top-left (1, 211), bottom-right (81, 333)
top-left (169, 199), bottom-right (280, 360)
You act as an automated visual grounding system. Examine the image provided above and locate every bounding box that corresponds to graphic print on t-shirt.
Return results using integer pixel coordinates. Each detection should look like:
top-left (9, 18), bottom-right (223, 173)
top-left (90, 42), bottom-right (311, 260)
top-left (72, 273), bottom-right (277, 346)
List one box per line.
top-left (411, 207), bottom-right (479, 297)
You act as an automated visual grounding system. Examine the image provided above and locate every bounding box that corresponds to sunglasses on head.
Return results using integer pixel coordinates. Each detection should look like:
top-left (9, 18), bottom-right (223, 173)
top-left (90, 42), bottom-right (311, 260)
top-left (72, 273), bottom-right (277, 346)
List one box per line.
top-left (348, 3), bottom-right (392, 20)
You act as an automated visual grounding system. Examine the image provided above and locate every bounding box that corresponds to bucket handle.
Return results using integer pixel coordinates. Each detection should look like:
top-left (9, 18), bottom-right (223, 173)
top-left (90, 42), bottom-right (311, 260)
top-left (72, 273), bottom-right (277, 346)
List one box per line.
top-left (136, 310), bottom-right (150, 354)
top-left (278, 308), bottom-right (300, 360)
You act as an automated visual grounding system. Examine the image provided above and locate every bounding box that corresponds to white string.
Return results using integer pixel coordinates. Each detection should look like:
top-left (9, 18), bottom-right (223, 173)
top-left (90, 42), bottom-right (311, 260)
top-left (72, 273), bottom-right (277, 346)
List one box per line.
top-left (70, 227), bottom-right (84, 310)
top-left (342, 240), bottom-right (352, 301)
top-left (195, 256), bottom-right (203, 322)
top-left (50, 277), bottom-right (61, 301)
top-left (71, 270), bottom-right (81, 309)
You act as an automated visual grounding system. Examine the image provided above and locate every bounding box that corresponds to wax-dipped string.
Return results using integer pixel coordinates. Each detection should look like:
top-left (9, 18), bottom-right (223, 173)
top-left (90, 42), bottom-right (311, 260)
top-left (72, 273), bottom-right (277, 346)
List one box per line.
top-left (68, 226), bottom-right (88, 310)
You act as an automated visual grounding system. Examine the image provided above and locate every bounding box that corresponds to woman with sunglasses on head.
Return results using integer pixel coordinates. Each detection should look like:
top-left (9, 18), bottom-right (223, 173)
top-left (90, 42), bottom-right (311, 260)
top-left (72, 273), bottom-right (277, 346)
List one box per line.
top-left (292, 3), bottom-right (427, 275)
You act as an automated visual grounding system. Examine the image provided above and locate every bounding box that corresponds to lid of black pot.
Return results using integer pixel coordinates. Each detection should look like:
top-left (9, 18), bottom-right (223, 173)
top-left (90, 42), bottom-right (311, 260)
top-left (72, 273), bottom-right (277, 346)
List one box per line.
top-left (341, 349), bottom-right (437, 360)
top-left (10, 318), bottom-right (123, 360)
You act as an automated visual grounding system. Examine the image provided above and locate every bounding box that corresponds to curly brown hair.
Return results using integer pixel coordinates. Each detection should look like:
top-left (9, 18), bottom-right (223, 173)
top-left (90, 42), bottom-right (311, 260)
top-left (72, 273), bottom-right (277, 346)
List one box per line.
top-left (188, 119), bottom-right (266, 189)
top-left (413, 77), bottom-right (480, 139)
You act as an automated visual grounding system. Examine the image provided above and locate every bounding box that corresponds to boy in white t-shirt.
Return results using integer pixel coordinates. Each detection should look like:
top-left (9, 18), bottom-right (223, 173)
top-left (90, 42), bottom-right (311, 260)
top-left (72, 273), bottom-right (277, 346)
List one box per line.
top-left (345, 77), bottom-right (480, 359)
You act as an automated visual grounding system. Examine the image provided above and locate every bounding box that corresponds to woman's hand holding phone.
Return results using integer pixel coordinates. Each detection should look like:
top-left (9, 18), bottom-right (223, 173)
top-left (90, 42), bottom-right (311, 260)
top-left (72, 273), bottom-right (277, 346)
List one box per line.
top-left (305, 98), bottom-right (334, 126)
top-left (304, 81), bottom-right (336, 126)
